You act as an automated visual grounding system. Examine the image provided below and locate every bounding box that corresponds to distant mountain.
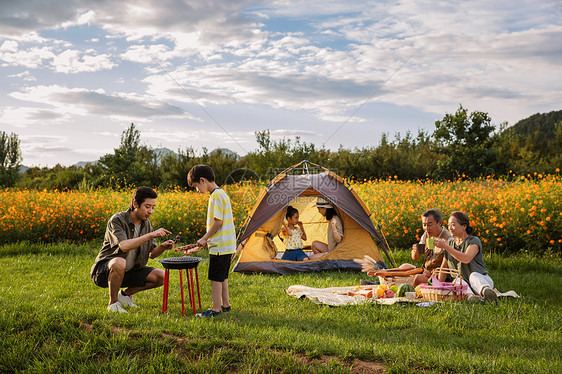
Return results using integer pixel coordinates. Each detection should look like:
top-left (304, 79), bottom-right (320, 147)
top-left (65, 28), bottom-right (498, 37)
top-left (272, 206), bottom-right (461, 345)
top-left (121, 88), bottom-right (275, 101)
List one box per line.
top-left (506, 109), bottom-right (562, 141)
top-left (154, 147), bottom-right (174, 159)
top-left (75, 160), bottom-right (97, 168)
top-left (210, 148), bottom-right (240, 158)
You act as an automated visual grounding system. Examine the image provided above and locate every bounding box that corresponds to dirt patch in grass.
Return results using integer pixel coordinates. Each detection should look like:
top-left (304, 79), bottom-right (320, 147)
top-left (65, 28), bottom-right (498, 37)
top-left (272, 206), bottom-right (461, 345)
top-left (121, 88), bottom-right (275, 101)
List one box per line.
top-left (80, 322), bottom-right (386, 372)
top-left (348, 359), bottom-right (386, 374)
top-left (80, 322), bottom-right (123, 336)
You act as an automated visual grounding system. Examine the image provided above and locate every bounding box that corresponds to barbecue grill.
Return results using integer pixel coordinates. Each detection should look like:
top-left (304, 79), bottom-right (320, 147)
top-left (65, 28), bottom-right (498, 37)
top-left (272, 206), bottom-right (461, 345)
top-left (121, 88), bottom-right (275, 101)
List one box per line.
top-left (157, 256), bottom-right (204, 269)
top-left (156, 256), bottom-right (204, 315)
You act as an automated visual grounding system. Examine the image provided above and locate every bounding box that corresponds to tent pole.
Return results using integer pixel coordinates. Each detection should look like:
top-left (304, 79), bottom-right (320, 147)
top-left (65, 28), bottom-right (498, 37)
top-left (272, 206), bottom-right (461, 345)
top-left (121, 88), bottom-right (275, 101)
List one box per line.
top-left (377, 224), bottom-right (397, 268)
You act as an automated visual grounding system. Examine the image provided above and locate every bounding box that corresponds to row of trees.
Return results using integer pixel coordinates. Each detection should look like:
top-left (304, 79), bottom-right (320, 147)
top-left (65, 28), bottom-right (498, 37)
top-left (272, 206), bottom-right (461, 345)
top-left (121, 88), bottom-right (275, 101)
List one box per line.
top-left (3, 106), bottom-right (561, 189)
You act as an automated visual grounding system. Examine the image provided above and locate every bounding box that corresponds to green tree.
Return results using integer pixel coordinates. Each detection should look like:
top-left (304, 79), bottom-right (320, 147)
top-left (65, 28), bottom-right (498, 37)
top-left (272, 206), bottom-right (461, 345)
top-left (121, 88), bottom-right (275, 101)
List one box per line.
top-left (432, 105), bottom-right (504, 179)
top-left (0, 131), bottom-right (23, 187)
top-left (495, 110), bottom-right (562, 175)
top-left (96, 123), bottom-right (160, 188)
top-left (245, 130), bottom-right (325, 179)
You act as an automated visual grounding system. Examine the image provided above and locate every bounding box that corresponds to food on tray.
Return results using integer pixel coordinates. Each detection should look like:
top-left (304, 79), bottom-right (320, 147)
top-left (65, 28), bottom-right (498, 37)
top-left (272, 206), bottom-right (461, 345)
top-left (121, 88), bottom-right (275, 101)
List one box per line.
top-left (382, 289), bottom-right (395, 298)
top-left (347, 289), bottom-right (373, 298)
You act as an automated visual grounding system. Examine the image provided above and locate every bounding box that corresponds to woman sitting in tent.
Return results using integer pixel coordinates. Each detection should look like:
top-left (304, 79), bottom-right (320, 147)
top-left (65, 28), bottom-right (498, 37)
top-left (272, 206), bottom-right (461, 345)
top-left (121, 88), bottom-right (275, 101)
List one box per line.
top-left (280, 206), bottom-right (309, 261)
top-left (309, 197), bottom-right (344, 260)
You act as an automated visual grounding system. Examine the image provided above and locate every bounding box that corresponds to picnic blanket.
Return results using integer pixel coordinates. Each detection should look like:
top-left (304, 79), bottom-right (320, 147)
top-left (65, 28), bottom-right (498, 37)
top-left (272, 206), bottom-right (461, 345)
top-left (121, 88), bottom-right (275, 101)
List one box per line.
top-left (285, 285), bottom-right (413, 306)
top-left (286, 285), bottom-right (519, 306)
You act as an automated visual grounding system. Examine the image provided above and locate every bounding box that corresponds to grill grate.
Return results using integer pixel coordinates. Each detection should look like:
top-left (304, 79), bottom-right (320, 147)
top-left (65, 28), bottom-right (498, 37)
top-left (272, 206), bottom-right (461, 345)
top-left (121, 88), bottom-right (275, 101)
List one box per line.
top-left (157, 256), bottom-right (204, 269)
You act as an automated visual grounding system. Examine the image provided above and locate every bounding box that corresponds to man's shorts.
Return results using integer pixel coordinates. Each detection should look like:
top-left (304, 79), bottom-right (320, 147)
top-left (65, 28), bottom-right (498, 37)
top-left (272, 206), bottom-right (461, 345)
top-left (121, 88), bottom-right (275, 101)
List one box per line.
top-left (208, 253), bottom-right (232, 282)
top-left (91, 259), bottom-right (155, 288)
top-left (281, 249), bottom-right (309, 261)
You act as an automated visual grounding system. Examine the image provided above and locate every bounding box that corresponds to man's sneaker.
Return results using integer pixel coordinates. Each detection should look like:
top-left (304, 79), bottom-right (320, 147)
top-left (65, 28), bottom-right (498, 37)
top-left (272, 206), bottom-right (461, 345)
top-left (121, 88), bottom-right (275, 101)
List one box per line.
top-left (107, 302), bottom-right (128, 313)
top-left (221, 305), bottom-right (231, 312)
top-left (196, 309), bottom-right (222, 317)
top-left (482, 288), bottom-right (498, 304)
top-left (118, 291), bottom-right (138, 308)
top-left (360, 279), bottom-right (379, 286)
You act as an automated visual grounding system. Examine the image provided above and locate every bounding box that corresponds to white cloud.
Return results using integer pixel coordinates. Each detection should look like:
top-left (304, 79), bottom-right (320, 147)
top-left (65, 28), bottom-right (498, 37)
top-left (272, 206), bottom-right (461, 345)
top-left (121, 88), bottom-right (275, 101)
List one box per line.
top-left (121, 44), bottom-right (174, 64)
top-left (52, 49), bottom-right (116, 73)
top-left (9, 85), bottom-right (195, 121)
top-left (7, 70), bottom-right (36, 81)
top-left (1, 0), bottom-right (561, 166)
top-left (0, 106), bottom-right (68, 127)
top-left (94, 131), bottom-right (120, 137)
top-left (0, 41), bottom-right (56, 68)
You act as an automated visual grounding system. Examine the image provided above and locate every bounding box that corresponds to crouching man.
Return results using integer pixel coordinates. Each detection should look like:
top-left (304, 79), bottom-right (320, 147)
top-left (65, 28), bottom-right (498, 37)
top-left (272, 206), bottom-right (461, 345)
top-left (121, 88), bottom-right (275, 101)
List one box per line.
top-left (90, 186), bottom-right (174, 313)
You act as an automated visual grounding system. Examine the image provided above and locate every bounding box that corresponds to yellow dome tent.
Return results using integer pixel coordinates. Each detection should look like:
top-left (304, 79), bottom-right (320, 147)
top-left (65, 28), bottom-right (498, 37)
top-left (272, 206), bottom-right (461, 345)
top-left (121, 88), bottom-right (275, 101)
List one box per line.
top-left (233, 161), bottom-right (393, 274)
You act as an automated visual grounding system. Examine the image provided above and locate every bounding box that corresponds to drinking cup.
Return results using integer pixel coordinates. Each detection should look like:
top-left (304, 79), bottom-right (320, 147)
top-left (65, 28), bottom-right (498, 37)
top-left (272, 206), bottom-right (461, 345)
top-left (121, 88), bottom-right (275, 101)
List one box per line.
top-left (426, 237), bottom-right (436, 250)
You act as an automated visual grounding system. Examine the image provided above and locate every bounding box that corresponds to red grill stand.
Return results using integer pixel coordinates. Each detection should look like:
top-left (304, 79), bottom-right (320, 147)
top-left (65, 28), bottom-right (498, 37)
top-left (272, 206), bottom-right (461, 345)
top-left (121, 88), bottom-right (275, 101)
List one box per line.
top-left (161, 267), bottom-right (202, 316)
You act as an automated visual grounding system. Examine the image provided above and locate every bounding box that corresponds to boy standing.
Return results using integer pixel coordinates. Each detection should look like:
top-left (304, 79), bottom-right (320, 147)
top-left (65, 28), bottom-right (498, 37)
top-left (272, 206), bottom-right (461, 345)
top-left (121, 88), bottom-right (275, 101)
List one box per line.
top-left (184, 165), bottom-right (236, 317)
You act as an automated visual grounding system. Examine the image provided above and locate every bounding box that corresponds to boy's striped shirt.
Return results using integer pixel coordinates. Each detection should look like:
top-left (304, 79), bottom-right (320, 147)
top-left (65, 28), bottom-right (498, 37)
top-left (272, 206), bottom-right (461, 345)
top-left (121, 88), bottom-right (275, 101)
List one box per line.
top-left (207, 188), bottom-right (236, 255)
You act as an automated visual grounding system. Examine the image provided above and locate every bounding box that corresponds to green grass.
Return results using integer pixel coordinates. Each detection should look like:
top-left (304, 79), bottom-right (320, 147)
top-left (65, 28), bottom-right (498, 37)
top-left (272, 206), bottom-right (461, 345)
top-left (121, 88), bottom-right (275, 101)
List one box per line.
top-left (0, 243), bottom-right (561, 373)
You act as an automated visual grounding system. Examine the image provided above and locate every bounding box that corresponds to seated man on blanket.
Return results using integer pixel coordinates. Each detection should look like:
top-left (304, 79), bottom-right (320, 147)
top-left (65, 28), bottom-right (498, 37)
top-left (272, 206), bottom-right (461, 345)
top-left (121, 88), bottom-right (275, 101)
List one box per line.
top-left (407, 209), bottom-right (452, 285)
top-left (357, 209), bottom-right (451, 286)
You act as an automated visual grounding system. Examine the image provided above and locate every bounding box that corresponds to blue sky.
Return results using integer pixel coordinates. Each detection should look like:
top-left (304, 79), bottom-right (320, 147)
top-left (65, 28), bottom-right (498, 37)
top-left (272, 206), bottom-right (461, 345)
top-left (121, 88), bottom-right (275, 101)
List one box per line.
top-left (1, 0), bottom-right (561, 167)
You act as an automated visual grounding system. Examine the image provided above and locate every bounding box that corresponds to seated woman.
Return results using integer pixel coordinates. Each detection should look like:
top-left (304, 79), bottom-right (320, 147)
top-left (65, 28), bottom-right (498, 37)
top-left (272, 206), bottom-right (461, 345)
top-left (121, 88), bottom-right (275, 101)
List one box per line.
top-left (281, 206), bottom-right (309, 261)
top-left (309, 197), bottom-right (343, 260)
top-left (435, 211), bottom-right (498, 303)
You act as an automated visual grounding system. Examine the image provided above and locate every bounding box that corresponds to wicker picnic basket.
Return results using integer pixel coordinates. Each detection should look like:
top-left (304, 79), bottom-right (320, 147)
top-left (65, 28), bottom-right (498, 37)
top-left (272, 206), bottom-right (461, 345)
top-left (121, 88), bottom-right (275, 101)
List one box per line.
top-left (419, 268), bottom-right (467, 301)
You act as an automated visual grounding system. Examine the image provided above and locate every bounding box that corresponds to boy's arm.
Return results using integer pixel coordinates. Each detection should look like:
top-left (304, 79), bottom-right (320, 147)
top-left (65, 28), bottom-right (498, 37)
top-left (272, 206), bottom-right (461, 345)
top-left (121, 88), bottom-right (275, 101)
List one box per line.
top-left (197, 218), bottom-right (223, 247)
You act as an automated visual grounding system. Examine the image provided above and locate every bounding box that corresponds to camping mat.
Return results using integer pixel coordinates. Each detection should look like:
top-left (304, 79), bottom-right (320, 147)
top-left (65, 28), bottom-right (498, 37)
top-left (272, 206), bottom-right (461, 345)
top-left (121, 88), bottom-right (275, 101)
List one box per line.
top-left (286, 285), bottom-right (519, 307)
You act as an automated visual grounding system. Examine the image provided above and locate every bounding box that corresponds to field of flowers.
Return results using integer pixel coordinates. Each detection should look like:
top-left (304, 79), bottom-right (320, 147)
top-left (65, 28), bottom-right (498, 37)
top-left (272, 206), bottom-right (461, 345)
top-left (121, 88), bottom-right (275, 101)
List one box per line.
top-left (1, 175), bottom-right (560, 255)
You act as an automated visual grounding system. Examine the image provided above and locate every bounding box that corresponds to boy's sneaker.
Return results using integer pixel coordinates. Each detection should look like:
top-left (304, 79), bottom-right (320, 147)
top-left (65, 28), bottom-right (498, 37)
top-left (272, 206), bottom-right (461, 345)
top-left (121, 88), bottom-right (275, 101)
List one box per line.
top-left (118, 291), bottom-right (138, 308)
top-left (107, 302), bottom-right (128, 313)
top-left (482, 288), bottom-right (498, 304)
top-left (196, 309), bottom-right (222, 317)
top-left (221, 305), bottom-right (231, 312)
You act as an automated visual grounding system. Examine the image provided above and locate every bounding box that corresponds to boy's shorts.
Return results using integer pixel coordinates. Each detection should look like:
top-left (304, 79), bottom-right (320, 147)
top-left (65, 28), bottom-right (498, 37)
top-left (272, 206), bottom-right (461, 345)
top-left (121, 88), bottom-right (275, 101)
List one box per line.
top-left (281, 249), bottom-right (309, 261)
top-left (208, 254), bottom-right (232, 282)
top-left (91, 259), bottom-right (155, 288)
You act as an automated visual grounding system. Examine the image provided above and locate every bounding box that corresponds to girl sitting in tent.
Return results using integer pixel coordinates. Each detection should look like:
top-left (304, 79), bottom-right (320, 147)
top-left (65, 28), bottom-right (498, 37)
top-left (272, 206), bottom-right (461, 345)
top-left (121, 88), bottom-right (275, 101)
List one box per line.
top-left (309, 197), bottom-right (344, 260)
top-left (281, 206), bottom-right (309, 261)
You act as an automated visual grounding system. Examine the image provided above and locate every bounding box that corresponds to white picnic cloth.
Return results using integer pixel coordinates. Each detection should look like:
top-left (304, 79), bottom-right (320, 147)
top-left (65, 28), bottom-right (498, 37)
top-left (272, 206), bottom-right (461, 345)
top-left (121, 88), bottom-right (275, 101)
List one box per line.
top-left (285, 285), bottom-right (413, 306)
top-left (494, 289), bottom-right (520, 298)
top-left (286, 285), bottom-right (519, 306)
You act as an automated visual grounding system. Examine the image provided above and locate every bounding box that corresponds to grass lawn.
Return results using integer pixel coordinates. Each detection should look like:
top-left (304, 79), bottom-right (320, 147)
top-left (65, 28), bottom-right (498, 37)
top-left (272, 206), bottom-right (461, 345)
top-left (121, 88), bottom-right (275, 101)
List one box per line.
top-left (0, 242), bottom-right (560, 373)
